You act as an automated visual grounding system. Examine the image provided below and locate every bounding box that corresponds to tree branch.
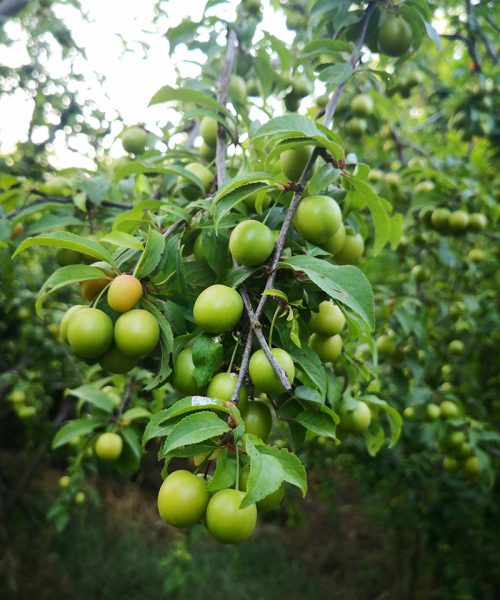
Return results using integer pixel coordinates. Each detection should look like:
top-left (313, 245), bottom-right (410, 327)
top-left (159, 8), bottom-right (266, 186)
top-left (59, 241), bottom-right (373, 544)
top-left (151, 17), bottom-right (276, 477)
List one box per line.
top-left (229, 2), bottom-right (377, 403)
top-left (215, 28), bottom-right (238, 188)
top-left (5, 195), bottom-right (132, 219)
top-left (161, 217), bottom-right (187, 238)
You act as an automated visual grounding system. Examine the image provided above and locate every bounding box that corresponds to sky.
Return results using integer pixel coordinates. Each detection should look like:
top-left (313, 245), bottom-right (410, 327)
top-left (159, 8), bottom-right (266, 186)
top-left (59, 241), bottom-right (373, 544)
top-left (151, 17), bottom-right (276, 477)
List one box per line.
top-left (0, 0), bottom-right (293, 168)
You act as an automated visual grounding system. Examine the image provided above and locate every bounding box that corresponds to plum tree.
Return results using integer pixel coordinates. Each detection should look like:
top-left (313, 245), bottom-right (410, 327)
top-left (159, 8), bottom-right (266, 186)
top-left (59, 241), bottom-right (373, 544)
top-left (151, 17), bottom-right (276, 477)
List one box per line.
top-left (114, 309), bottom-right (160, 358)
top-left (193, 285), bottom-right (243, 333)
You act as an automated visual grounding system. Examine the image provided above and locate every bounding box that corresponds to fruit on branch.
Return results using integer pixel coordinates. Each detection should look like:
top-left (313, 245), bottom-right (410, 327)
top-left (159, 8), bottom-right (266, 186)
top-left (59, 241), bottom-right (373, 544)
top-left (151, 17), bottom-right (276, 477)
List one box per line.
top-left (80, 271), bottom-right (111, 302)
top-left (403, 406), bottom-right (415, 420)
top-left (294, 195), bottom-right (342, 244)
top-left (247, 78), bottom-right (260, 97)
top-left (448, 210), bottom-right (470, 233)
top-left (341, 401), bottom-right (372, 434)
top-left (74, 492), bottom-right (86, 505)
top-left (56, 248), bottom-right (83, 266)
top-left (279, 146), bottom-right (312, 181)
top-left (289, 77), bottom-right (311, 99)
top-left (309, 333), bottom-right (343, 363)
top-left (95, 432), bottom-right (123, 461)
top-left (242, 400), bottom-right (272, 441)
top-left (284, 94), bottom-right (300, 112)
top-left (430, 208), bottom-right (451, 232)
top-left (179, 162), bottom-right (214, 200)
top-left (443, 456), bottom-right (459, 472)
top-left (193, 285), bottom-right (243, 334)
top-left (67, 307), bottom-right (113, 359)
top-left (229, 219), bottom-right (274, 266)
top-left (411, 265), bottom-right (427, 283)
top-left (286, 11), bottom-right (307, 31)
top-left (121, 126), bottom-right (148, 155)
top-left (235, 51), bottom-right (253, 76)
top-left (207, 372), bottom-right (248, 411)
top-left (99, 344), bottom-right (138, 374)
top-left (468, 248), bottom-right (485, 262)
top-left (193, 233), bottom-right (207, 263)
top-left (333, 232), bottom-right (364, 265)
top-left (345, 118), bottom-right (367, 137)
top-left (468, 212), bottom-right (487, 232)
top-left (60, 304), bottom-right (86, 343)
top-left (463, 456), bottom-right (481, 480)
top-left (171, 347), bottom-right (205, 395)
top-left (309, 300), bottom-right (346, 336)
top-left (11, 222), bottom-right (24, 239)
top-left (440, 400), bottom-right (460, 420)
top-left (377, 16), bottom-right (413, 57)
top-left (59, 475), bottom-right (71, 489)
top-left (228, 75), bottom-right (247, 103)
top-left (376, 334), bottom-right (395, 357)
top-left (200, 142), bottom-right (216, 162)
top-left (200, 116), bottom-right (218, 148)
top-left (157, 470), bottom-right (209, 528)
top-left (114, 309), bottom-right (160, 358)
top-left (322, 223), bottom-right (346, 255)
top-left (107, 274), bottom-right (143, 313)
top-left (426, 403), bottom-right (441, 421)
top-left (448, 339), bottom-right (464, 355)
top-left (240, 466), bottom-right (284, 512)
top-left (43, 176), bottom-right (72, 197)
top-left (242, 0), bottom-right (261, 17)
top-left (448, 431), bottom-right (466, 449)
top-left (351, 94), bottom-right (374, 117)
top-left (248, 348), bottom-right (295, 394)
top-left (205, 489), bottom-right (257, 544)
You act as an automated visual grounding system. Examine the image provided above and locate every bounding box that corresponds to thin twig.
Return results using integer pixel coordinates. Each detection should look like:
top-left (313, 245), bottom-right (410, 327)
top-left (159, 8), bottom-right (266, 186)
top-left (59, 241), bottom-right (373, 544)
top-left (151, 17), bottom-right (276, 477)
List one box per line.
top-left (162, 218), bottom-right (187, 238)
top-left (229, 2), bottom-right (377, 403)
top-left (5, 196), bottom-right (132, 219)
top-left (215, 28), bottom-right (238, 187)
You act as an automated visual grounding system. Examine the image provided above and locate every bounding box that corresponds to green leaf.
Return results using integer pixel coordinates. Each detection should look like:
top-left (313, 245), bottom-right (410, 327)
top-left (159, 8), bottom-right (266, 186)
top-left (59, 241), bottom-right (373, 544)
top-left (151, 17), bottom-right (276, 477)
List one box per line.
top-left (159, 411), bottom-right (229, 457)
top-left (122, 406), bottom-right (152, 421)
top-left (100, 231), bottom-right (144, 251)
top-left (134, 227), bottom-right (165, 279)
top-left (307, 164), bottom-right (342, 195)
top-left (206, 449), bottom-right (236, 492)
top-left (346, 176), bottom-right (391, 255)
top-left (241, 437), bottom-right (285, 509)
top-left (213, 182), bottom-right (269, 230)
top-left (257, 444), bottom-right (307, 496)
top-left (166, 18), bottom-right (199, 53)
top-left (52, 418), bottom-right (105, 449)
top-left (141, 299), bottom-right (175, 390)
top-left (279, 255), bottom-right (374, 330)
top-left (120, 426), bottom-right (142, 468)
top-left (318, 63), bottom-right (353, 85)
top-left (12, 231), bottom-right (116, 265)
top-left (67, 384), bottom-right (115, 413)
top-left (299, 39), bottom-right (353, 62)
top-left (296, 410), bottom-right (338, 440)
top-left (149, 85), bottom-right (233, 120)
top-left (389, 213), bottom-right (404, 249)
top-left (364, 421), bottom-right (385, 457)
top-left (361, 395), bottom-right (403, 448)
top-left (290, 346), bottom-right (326, 398)
top-left (212, 172), bottom-right (276, 207)
top-left (35, 265), bottom-right (111, 317)
top-left (192, 335), bottom-right (223, 388)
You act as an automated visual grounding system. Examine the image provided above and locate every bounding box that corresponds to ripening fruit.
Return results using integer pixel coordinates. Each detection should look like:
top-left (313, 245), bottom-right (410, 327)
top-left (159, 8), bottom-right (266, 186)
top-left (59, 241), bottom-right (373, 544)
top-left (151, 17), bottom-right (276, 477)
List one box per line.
top-left (345, 117), bottom-right (367, 137)
top-left (11, 222), bottom-right (24, 239)
top-left (107, 274), bottom-right (143, 313)
top-left (468, 212), bottom-right (487, 232)
top-left (44, 176), bottom-right (72, 197)
top-left (443, 456), bottom-right (459, 472)
top-left (448, 431), bottom-right (466, 448)
top-left (68, 308), bottom-right (113, 359)
top-left (248, 348), bottom-right (295, 394)
top-left (179, 162), bottom-right (214, 200)
top-left (74, 491), bottom-right (86, 505)
top-left (426, 403), bottom-right (441, 421)
top-left (448, 339), bottom-right (464, 355)
top-left (351, 94), bottom-right (374, 117)
top-left (294, 195), bottom-right (342, 244)
top-left (448, 210), bottom-right (470, 232)
top-left (200, 141), bottom-right (216, 161)
top-left (279, 146), bottom-right (312, 181)
top-left (171, 347), bottom-right (204, 395)
top-left (228, 75), bottom-right (247, 103)
top-left (200, 116), bottom-right (218, 147)
top-left (95, 432), bottom-right (123, 461)
top-left (207, 372), bottom-right (248, 412)
top-left (9, 390), bottom-right (26, 404)
top-left (193, 285), bottom-right (243, 334)
top-left (333, 232), bottom-right (364, 264)
top-left (121, 126), bottom-right (148, 155)
top-left (242, 400), bottom-right (272, 441)
top-left (403, 406), bottom-right (415, 420)
top-left (342, 401), bottom-right (372, 434)
top-left (206, 489), bottom-right (257, 544)
top-left (377, 16), bottom-right (413, 57)
top-left (240, 466), bottom-right (284, 512)
top-left (114, 309), bottom-right (160, 358)
top-left (463, 456), bottom-right (481, 479)
top-left (80, 274), bottom-right (111, 302)
top-left (59, 475), bottom-right (71, 489)
top-left (157, 470), bottom-right (209, 528)
top-left (309, 300), bottom-right (346, 336)
top-left (411, 265), bottom-right (427, 283)
top-left (309, 333), bottom-right (343, 363)
top-left (322, 223), bottom-right (346, 256)
top-left (60, 305), bottom-right (86, 343)
top-left (440, 401), bottom-right (460, 419)
top-left (229, 220), bottom-right (275, 266)
top-left (468, 248), bottom-right (485, 262)
top-left (99, 344), bottom-right (138, 374)
top-left (431, 208), bottom-right (451, 232)
top-left (56, 248), bottom-right (83, 266)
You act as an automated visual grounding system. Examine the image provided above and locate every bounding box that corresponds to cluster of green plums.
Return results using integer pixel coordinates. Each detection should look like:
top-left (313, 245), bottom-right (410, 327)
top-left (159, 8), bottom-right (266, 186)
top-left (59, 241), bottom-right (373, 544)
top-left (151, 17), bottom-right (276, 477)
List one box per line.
top-left (157, 467), bottom-right (285, 544)
top-left (60, 273), bottom-right (160, 374)
top-left (419, 206), bottom-right (488, 236)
